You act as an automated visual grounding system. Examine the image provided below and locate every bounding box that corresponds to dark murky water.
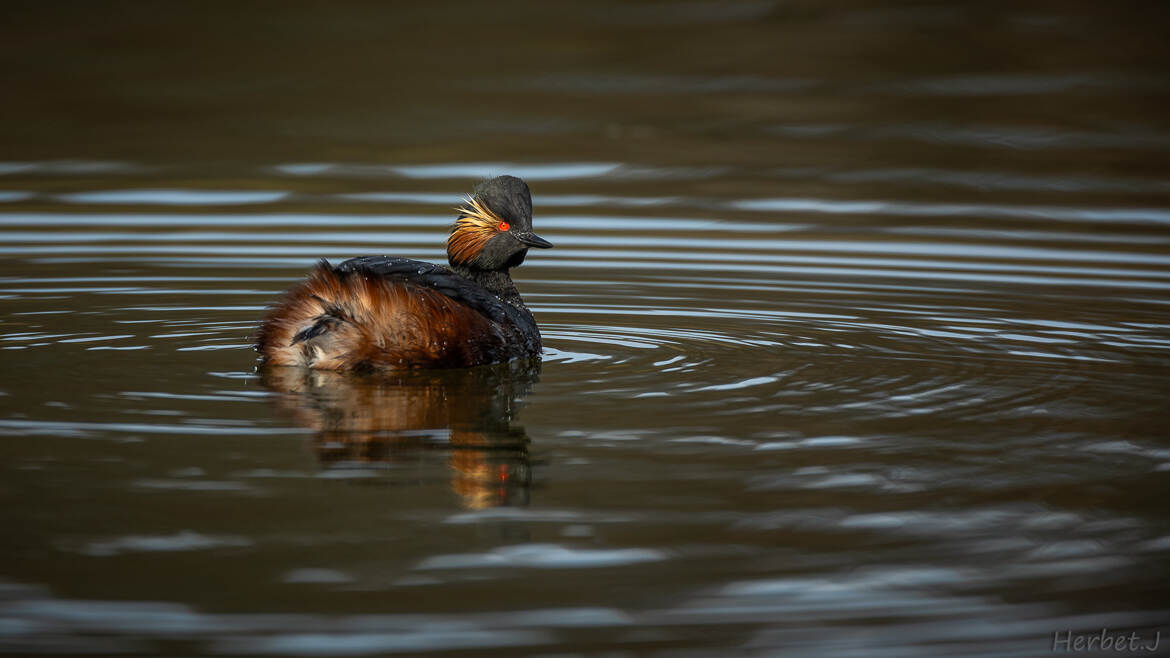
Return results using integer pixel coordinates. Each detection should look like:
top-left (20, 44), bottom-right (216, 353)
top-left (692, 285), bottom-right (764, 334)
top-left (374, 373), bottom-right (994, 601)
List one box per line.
top-left (2, 3), bottom-right (1169, 656)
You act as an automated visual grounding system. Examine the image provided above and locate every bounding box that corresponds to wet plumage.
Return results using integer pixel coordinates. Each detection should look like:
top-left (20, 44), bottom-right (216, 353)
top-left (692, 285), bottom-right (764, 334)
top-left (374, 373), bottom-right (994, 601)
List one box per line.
top-left (254, 176), bottom-right (552, 371)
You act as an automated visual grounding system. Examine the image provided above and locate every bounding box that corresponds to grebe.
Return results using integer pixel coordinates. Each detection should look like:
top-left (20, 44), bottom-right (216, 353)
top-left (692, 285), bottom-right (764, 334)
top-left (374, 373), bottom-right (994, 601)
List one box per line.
top-left (254, 175), bottom-right (552, 371)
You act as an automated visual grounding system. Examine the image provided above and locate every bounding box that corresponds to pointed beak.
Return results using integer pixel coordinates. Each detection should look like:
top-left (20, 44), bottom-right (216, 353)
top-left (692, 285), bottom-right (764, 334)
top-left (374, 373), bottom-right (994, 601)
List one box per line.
top-left (516, 231), bottom-right (553, 249)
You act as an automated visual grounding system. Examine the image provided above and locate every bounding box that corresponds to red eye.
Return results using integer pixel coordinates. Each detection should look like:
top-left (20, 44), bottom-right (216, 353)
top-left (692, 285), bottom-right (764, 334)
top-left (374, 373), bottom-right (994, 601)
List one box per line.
top-left (498, 221), bottom-right (510, 231)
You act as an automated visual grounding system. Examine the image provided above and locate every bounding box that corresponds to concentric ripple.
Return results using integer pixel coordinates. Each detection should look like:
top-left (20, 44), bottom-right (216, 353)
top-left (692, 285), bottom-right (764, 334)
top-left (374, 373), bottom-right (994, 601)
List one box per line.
top-left (2, 161), bottom-right (1168, 439)
top-left (2, 158), bottom-right (1169, 657)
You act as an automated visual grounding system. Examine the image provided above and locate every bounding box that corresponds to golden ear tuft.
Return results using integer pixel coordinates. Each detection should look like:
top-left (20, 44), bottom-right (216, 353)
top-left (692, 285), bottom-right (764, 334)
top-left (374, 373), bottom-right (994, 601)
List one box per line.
top-left (454, 196), bottom-right (505, 229)
top-left (448, 196), bottom-right (505, 265)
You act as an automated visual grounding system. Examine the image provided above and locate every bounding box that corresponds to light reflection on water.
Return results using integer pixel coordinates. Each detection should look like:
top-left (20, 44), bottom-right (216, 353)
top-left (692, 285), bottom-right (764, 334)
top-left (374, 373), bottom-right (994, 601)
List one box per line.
top-left (3, 1), bottom-right (1170, 656)
top-left (4, 161), bottom-right (1165, 655)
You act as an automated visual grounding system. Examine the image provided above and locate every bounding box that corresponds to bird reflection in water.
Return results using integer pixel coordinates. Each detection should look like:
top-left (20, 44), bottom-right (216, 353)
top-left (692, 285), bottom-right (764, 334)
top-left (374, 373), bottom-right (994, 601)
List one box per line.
top-left (259, 360), bottom-right (540, 509)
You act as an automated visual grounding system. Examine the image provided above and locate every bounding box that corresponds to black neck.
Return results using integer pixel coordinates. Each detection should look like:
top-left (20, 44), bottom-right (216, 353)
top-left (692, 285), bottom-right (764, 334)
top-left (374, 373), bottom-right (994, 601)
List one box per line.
top-left (451, 265), bottom-right (528, 310)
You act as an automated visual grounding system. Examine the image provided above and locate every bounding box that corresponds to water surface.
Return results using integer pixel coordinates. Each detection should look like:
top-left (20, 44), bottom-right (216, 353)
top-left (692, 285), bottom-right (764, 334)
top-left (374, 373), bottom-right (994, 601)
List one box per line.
top-left (2, 2), bottom-right (1169, 656)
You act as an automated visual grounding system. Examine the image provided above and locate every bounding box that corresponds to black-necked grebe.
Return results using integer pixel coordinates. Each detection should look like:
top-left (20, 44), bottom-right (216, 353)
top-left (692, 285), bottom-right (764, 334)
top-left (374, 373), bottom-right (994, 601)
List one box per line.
top-left (254, 175), bottom-right (552, 371)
